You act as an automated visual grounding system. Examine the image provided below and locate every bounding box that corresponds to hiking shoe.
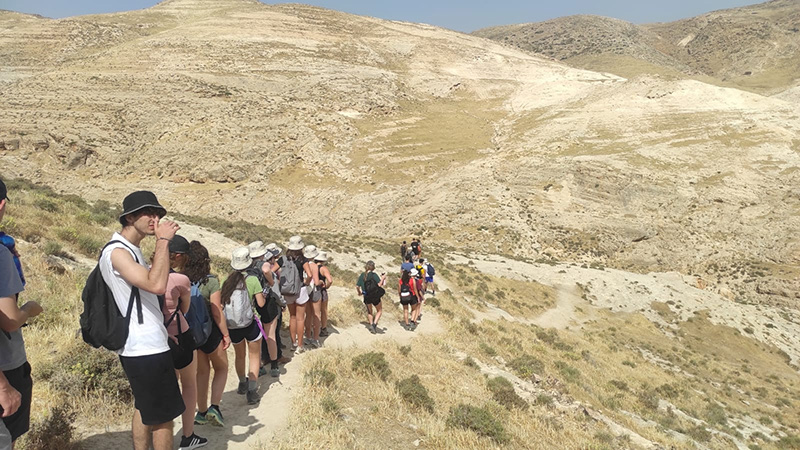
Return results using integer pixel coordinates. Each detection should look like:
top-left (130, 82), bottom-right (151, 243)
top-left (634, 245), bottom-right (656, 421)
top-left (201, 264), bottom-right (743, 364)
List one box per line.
top-left (258, 366), bottom-right (267, 377)
top-left (237, 380), bottom-right (247, 395)
top-left (193, 411), bottom-right (207, 426)
top-left (295, 346), bottom-right (306, 354)
top-left (312, 339), bottom-right (321, 348)
top-left (417, 314), bottom-right (422, 321)
top-left (403, 323), bottom-right (410, 331)
top-left (320, 327), bottom-right (329, 336)
top-left (246, 389), bottom-right (260, 405)
top-left (206, 405), bottom-right (224, 427)
top-left (370, 323), bottom-right (377, 334)
top-left (291, 342), bottom-right (298, 351)
top-left (178, 433), bottom-right (208, 450)
top-left (270, 367), bottom-right (280, 377)
top-left (411, 321), bottom-right (418, 331)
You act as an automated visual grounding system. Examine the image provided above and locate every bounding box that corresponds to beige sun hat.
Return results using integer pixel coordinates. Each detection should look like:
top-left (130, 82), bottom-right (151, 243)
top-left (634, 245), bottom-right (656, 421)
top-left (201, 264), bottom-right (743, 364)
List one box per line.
top-left (287, 235), bottom-right (304, 251)
top-left (303, 244), bottom-right (319, 260)
top-left (231, 246), bottom-right (253, 271)
top-left (248, 240), bottom-right (269, 259)
top-left (314, 251), bottom-right (328, 262)
top-left (265, 242), bottom-right (282, 259)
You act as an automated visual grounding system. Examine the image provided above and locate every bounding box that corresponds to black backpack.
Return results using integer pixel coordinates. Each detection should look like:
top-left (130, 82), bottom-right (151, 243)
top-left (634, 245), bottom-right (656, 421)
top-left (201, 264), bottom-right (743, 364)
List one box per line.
top-left (80, 241), bottom-right (143, 351)
top-left (363, 272), bottom-right (383, 300)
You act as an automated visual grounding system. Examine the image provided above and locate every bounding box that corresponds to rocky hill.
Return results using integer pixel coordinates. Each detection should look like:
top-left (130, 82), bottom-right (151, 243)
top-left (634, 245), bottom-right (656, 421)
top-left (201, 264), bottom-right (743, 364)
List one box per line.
top-left (473, 0), bottom-right (800, 94)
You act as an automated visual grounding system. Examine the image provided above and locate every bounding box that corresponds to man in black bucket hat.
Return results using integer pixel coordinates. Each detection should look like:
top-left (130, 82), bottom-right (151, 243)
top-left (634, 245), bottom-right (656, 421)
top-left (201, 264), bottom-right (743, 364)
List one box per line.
top-left (99, 191), bottom-right (198, 450)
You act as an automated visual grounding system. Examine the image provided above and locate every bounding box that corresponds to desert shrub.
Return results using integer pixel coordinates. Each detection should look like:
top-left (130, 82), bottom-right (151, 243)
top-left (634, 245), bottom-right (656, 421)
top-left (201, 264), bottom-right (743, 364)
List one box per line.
top-left (352, 351), bottom-right (391, 381)
top-left (396, 375), bottom-right (435, 413)
top-left (89, 199), bottom-right (120, 225)
top-left (320, 395), bottom-right (340, 416)
top-left (778, 435), bottom-right (800, 448)
top-left (43, 241), bottom-right (69, 258)
top-left (487, 376), bottom-right (527, 410)
top-left (686, 425), bottom-right (712, 442)
top-left (509, 354), bottom-right (544, 379)
top-left (554, 361), bottom-right (580, 384)
top-left (446, 404), bottom-right (508, 443)
top-left (637, 386), bottom-right (659, 410)
top-left (33, 197), bottom-right (60, 213)
top-left (656, 383), bottom-right (681, 399)
top-left (704, 403), bottom-right (727, 426)
top-left (20, 404), bottom-right (79, 450)
top-left (39, 345), bottom-right (131, 402)
top-left (594, 431), bottom-right (614, 443)
top-left (464, 356), bottom-right (479, 369)
top-left (426, 297), bottom-right (440, 308)
top-left (609, 379), bottom-right (628, 391)
top-left (479, 342), bottom-right (496, 356)
top-left (56, 226), bottom-right (79, 243)
top-left (535, 393), bottom-right (554, 407)
top-left (460, 319), bottom-right (478, 334)
top-left (76, 234), bottom-right (104, 256)
top-left (306, 367), bottom-right (336, 387)
top-left (398, 345), bottom-right (411, 357)
top-left (622, 360), bottom-right (636, 368)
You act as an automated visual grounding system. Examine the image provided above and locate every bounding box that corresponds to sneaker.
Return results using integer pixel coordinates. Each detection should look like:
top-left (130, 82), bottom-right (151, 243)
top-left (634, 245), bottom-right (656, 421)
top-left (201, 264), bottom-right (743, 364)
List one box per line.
top-left (295, 346), bottom-right (306, 354)
top-left (179, 433), bottom-right (208, 450)
top-left (237, 380), bottom-right (247, 395)
top-left (258, 366), bottom-right (267, 377)
top-left (193, 411), bottom-right (207, 426)
top-left (369, 323), bottom-right (376, 334)
top-left (320, 327), bottom-right (329, 336)
top-left (312, 339), bottom-right (321, 348)
top-left (303, 337), bottom-right (312, 346)
top-left (291, 342), bottom-right (298, 351)
top-left (411, 321), bottom-right (418, 331)
top-left (270, 367), bottom-right (280, 377)
top-left (417, 314), bottom-right (422, 321)
top-left (403, 323), bottom-right (410, 331)
top-left (247, 389), bottom-right (260, 405)
top-left (206, 405), bottom-right (224, 427)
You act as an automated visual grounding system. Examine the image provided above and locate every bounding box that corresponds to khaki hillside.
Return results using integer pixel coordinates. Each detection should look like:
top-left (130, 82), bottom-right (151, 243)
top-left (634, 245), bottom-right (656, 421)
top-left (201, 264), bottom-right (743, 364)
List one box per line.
top-left (0, 0), bottom-right (799, 448)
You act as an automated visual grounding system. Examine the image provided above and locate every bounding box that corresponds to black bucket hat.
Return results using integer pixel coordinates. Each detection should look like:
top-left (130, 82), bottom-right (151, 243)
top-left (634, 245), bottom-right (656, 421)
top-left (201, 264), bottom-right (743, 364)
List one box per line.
top-left (119, 191), bottom-right (166, 219)
top-left (169, 235), bottom-right (190, 254)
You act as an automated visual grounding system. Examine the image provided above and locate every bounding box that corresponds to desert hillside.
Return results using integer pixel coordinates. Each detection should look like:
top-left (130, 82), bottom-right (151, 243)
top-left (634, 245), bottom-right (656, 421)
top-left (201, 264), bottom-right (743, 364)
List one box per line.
top-left (474, 0), bottom-right (800, 94)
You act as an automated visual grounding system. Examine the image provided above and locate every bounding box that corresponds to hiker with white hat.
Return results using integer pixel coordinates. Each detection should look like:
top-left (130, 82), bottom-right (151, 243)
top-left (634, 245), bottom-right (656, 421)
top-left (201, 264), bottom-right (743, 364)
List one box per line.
top-left (220, 247), bottom-right (266, 405)
top-left (314, 251), bottom-right (333, 337)
top-left (245, 241), bottom-right (282, 378)
top-left (278, 236), bottom-right (316, 354)
top-left (302, 245), bottom-right (324, 348)
top-left (263, 243), bottom-right (290, 366)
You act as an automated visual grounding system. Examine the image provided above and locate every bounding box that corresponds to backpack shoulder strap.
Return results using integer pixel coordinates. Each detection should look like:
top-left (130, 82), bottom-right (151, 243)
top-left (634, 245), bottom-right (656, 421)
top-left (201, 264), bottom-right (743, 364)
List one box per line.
top-left (102, 239), bottom-right (143, 324)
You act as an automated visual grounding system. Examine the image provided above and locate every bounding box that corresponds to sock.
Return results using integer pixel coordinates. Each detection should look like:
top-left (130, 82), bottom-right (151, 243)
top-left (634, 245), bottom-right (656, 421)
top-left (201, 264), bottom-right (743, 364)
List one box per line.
top-left (239, 376), bottom-right (247, 383)
top-left (248, 380), bottom-right (257, 391)
top-left (211, 404), bottom-right (220, 411)
top-left (198, 410), bottom-right (207, 416)
top-left (271, 361), bottom-right (278, 370)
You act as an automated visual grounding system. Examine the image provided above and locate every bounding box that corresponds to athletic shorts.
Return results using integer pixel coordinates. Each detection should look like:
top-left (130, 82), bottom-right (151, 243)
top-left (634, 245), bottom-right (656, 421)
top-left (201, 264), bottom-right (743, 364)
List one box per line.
top-left (0, 419), bottom-right (11, 449)
top-left (400, 295), bottom-right (417, 306)
top-left (319, 289), bottom-right (328, 302)
top-left (295, 287), bottom-right (310, 306)
top-left (197, 322), bottom-right (223, 355)
top-left (425, 276), bottom-right (433, 283)
top-left (119, 352), bottom-right (184, 426)
top-left (363, 294), bottom-right (381, 306)
top-left (311, 289), bottom-right (324, 303)
top-left (229, 321), bottom-right (262, 344)
top-left (2, 362), bottom-right (32, 441)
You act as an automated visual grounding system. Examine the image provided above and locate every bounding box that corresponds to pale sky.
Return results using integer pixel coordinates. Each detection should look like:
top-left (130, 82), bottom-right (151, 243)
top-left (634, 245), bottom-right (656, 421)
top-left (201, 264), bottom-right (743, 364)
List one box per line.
top-left (0, 0), bottom-right (763, 32)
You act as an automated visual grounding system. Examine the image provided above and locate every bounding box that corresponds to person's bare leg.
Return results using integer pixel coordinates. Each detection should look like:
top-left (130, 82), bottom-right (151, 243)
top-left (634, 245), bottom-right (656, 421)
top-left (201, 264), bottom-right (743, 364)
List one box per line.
top-left (287, 303), bottom-right (297, 346)
top-left (151, 420), bottom-right (174, 450)
top-left (196, 352), bottom-right (211, 413)
top-left (411, 303), bottom-right (420, 322)
top-left (321, 299), bottom-right (328, 329)
top-left (209, 345), bottom-right (228, 405)
top-left (266, 318), bottom-right (278, 360)
top-left (311, 301), bottom-right (322, 340)
top-left (403, 304), bottom-right (409, 326)
top-left (248, 340), bottom-right (261, 382)
top-left (233, 341), bottom-right (246, 378)
top-left (374, 302), bottom-right (383, 326)
top-left (366, 304), bottom-right (374, 326)
top-left (178, 356), bottom-right (198, 438)
top-left (304, 310), bottom-right (312, 339)
top-left (296, 303), bottom-right (306, 350)
top-left (131, 409), bottom-right (152, 450)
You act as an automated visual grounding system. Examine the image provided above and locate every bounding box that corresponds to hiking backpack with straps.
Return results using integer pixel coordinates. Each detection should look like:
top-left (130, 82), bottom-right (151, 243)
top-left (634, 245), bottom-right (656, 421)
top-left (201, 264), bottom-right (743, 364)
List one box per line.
top-left (426, 263), bottom-right (435, 276)
top-left (186, 276), bottom-right (214, 346)
top-left (79, 240), bottom-right (143, 351)
top-left (223, 274), bottom-right (255, 329)
top-left (363, 272), bottom-right (380, 298)
top-left (399, 280), bottom-right (414, 304)
top-left (278, 256), bottom-right (302, 296)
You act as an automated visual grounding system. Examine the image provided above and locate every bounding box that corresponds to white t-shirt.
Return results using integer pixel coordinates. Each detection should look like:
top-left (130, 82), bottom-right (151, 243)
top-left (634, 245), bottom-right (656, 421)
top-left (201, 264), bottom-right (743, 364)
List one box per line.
top-left (99, 232), bottom-right (169, 357)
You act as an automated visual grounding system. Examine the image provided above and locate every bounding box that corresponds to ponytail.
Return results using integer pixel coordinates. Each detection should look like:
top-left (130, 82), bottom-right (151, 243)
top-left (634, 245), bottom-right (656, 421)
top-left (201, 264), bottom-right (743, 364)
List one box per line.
top-left (220, 270), bottom-right (245, 306)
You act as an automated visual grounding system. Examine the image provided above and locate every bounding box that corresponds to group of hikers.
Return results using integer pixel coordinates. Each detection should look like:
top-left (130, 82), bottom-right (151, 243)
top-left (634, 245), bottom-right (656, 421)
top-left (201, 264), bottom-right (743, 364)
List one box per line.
top-left (0, 182), bottom-right (439, 450)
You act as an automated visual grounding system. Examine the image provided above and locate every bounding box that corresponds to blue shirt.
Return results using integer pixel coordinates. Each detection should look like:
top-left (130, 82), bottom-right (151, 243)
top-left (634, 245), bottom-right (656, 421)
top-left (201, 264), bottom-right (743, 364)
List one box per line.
top-left (0, 232), bottom-right (24, 286)
top-left (401, 262), bottom-right (414, 272)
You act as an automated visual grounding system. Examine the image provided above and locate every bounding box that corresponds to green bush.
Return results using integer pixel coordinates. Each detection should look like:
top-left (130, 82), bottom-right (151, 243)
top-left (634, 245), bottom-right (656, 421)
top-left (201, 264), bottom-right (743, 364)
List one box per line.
top-left (509, 354), bottom-right (544, 379)
top-left (33, 197), bottom-right (60, 213)
top-left (446, 404), bottom-right (508, 443)
top-left (479, 342), bottom-right (496, 356)
top-left (609, 379), bottom-right (628, 391)
top-left (487, 376), bottom-right (527, 410)
top-left (426, 297), bottom-right (441, 308)
top-left (20, 404), bottom-right (79, 450)
top-left (39, 345), bottom-right (131, 402)
top-left (704, 403), bottom-right (727, 426)
top-left (535, 393), bottom-right (554, 407)
top-left (396, 375), bottom-right (435, 413)
top-left (320, 395), bottom-right (340, 416)
top-left (464, 357), bottom-right (479, 369)
top-left (778, 434), bottom-right (800, 449)
top-left (43, 241), bottom-right (69, 258)
top-left (77, 234), bottom-right (104, 256)
top-left (352, 352), bottom-right (391, 381)
top-left (398, 345), bottom-right (411, 357)
top-left (306, 367), bottom-right (336, 387)
top-left (554, 361), bottom-right (580, 384)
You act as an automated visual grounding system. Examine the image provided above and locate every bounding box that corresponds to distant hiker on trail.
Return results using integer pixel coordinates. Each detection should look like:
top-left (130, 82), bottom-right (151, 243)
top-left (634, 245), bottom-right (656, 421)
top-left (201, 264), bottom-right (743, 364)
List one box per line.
top-left (315, 252), bottom-right (333, 337)
top-left (264, 242), bottom-right (290, 366)
top-left (221, 247), bottom-right (265, 405)
top-left (247, 241), bottom-right (281, 378)
top-left (161, 235), bottom-right (207, 449)
top-left (98, 190), bottom-right (184, 450)
top-left (0, 178), bottom-right (41, 448)
top-left (410, 238), bottom-right (422, 260)
top-left (422, 258), bottom-right (436, 295)
top-left (185, 241), bottom-right (229, 428)
top-left (411, 267), bottom-right (425, 322)
top-left (356, 260), bottom-right (386, 334)
top-left (401, 253), bottom-right (414, 273)
top-left (302, 245), bottom-right (323, 348)
top-left (400, 241), bottom-right (408, 260)
top-left (398, 269), bottom-right (419, 330)
top-left (279, 236), bottom-right (314, 354)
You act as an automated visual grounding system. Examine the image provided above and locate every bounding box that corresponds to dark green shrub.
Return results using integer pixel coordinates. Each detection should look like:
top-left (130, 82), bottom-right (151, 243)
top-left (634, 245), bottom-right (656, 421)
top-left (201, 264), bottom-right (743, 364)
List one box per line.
top-left (778, 434), bottom-right (800, 449)
top-left (609, 379), bottom-right (628, 391)
top-left (446, 404), bottom-right (508, 443)
top-left (426, 297), bottom-right (440, 308)
top-left (464, 357), bottom-right (479, 369)
top-left (39, 345), bottom-right (131, 401)
top-left (43, 241), bottom-right (68, 258)
top-left (396, 375), bottom-right (435, 413)
top-left (77, 234), bottom-right (104, 256)
top-left (509, 354), bottom-right (544, 379)
top-left (479, 342), bottom-right (496, 356)
top-left (487, 376), bottom-right (527, 410)
top-left (306, 367), bottom-right (336, 387)
top-left (704, 403), bottom-right (727, 426)
top-left (398, 345), bottom-right (411, 356)
top-left (554, 361), bottom-right (580, 384)
top-left (33, 197), bottom-right (60, 213)
top-left (535, 393), bottom-right (554, 407)
top-left (20, 404), bottom-right (79, 450)
top-left (352, 352), bottom-right (391, 381)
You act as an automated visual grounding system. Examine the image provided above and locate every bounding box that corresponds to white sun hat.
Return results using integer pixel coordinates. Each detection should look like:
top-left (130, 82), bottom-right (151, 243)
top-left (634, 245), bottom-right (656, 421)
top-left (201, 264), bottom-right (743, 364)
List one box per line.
top-left (248, 240), bottom-right (269, 259)
top-left (314, 251), bottom-right (328, 262)
top-left (231, 246), bottom-right (253, 271)
top-left (287, 235), bottom-right (304, 251)
top-left (303, 244), bottom-right (319, 260)
top-left (265, 242), bottom-right (282, 259)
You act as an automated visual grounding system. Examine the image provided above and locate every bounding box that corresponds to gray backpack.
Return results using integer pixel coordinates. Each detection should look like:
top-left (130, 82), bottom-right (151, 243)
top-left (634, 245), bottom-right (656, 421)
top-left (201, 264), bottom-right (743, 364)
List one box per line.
top-left (279, 256), bottom-right (302, 296)
top-left (223, 275), bottom-right (255, 329)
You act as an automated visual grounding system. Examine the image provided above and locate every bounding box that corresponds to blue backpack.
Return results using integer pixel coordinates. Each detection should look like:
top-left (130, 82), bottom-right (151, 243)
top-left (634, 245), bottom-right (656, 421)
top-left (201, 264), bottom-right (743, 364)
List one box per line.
top-left (186, 277), bottom-right (213, 346)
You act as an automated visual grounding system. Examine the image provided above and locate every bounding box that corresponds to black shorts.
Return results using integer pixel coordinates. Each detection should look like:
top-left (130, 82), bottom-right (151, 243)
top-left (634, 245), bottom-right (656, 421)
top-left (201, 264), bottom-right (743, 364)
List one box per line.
top-left (257, 296), bottom-right (281, 324)
top-left (400, 295), bottom-right (418, 306)
top-left (229, 321), bottom-right (262, 344)
top-left (363, 294), bottom-right (382, 306)
top-left (197, 322), bottom-right (223, 355)
top-left (2, 362), bottom-right (32, 441)
top-left (119, 351), bottom-right (184, 426)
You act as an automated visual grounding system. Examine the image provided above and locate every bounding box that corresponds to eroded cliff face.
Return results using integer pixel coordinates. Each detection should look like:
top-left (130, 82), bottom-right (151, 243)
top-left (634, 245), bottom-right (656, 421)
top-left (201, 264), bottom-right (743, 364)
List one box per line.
top-left (2, 0), bottom-right (800, 308)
